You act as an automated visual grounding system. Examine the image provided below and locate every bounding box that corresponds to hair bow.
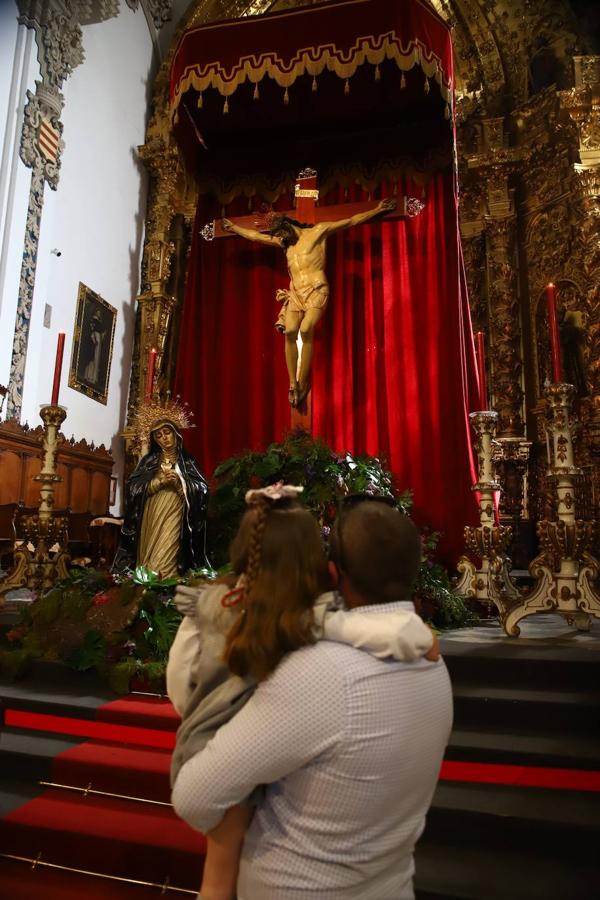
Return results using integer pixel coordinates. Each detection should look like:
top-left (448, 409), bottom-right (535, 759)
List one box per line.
top-left (245, 481), bottom-right (304, 505)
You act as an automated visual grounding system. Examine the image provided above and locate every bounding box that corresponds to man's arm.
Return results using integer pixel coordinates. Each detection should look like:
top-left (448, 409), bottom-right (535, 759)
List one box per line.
top-left (320, 197), bottom-right (397, 236)
top-left (222, 218), bottom-right (279, 247)
top-left (171, 647), bottom-right (345, 833)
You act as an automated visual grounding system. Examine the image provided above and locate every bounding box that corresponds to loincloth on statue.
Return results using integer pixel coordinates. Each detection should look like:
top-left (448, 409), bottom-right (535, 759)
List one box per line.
top-left (274, 283), bottom-right (329, 332)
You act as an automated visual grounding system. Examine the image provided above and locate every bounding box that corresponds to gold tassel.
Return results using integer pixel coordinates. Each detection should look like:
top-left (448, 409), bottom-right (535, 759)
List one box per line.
top-left (344, 78), bottom-right (350, 96)
top-left (197, 93), bottom-right (203, 109)
top-left (283, 87), bottom-right (289, 105)
top-left (253, 83), bottom-right (259, 101)
top-left (223, 97), bottom-right (229, 114)
top-left (400, 72), bottom-right (406, 89)
top-left (312, 76), bottom-right (317, 92)
top-left (374, 64), bottom-right (381, 82)
top-left (445, 102), bottom-right (451, 119)
top-left (424, 77), bottom-right (430, 94)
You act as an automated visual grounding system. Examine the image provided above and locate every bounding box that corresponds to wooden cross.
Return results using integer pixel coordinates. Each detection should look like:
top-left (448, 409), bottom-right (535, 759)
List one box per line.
top-left (200, 168), bottom-right (425, 240)
top-left (200, 170), bottom-right (425, 431)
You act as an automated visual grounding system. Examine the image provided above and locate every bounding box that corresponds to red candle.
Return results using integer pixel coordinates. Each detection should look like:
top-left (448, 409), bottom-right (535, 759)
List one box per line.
top-left (51, 332), bottom-right (65, 405)
top-left (145, 347), bottom-right (157, 400)
top-left (546, 283), bottom-right (562, 382)
top-left (475, 331), bottom-right (488, 410)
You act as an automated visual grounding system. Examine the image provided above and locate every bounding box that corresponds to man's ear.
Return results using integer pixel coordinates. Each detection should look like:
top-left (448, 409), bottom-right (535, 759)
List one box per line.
top-left (328, 559), bottom-right (340, 587)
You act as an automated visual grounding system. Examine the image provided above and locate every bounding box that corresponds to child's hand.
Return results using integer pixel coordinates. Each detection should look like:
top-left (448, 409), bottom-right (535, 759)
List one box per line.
top-left (425, 630), bottom-right (441, 662)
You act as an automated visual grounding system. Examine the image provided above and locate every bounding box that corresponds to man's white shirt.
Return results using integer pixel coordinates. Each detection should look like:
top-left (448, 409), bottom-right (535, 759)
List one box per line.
top-left (172, 602), bottom-right (453, 900)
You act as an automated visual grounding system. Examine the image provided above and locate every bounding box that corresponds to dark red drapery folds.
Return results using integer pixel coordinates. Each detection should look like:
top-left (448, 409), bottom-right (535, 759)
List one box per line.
top-left (174, 173), bottom-right (479, 564)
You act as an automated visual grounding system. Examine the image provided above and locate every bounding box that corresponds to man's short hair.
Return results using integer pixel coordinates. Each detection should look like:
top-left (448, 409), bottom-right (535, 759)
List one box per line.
top-left (331, 503), bottom-right (422, 605)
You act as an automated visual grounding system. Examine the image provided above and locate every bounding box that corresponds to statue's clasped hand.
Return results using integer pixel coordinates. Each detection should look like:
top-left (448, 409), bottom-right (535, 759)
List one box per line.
top-left (156, 468), bottom-right (180, 491)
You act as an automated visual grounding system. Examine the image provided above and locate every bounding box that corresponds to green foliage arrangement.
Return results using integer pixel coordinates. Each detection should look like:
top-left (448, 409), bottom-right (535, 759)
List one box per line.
top-left (208, 430), bottom-right (411, 566)
top-left (209, 432), bottom-right (475, 630)
top-left (0, 566), bottom-right (188, 691)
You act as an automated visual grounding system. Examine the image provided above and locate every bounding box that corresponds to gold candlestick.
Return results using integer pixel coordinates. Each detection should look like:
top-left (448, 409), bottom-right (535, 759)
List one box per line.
top-left (0, 405), bottom-right (70, 602)
top-left (454, 411), bottom-right (520, 610)
top-left (503, 383), bottom-right (600, 636)
top-left (37, 405), bottom-right (67, 520)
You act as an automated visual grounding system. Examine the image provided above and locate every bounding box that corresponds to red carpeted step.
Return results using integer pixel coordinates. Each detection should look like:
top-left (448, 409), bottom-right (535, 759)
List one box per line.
top-left (0, 855), bottom-right (186, 899)
top-left (5, 708), bottom-right (176, 749)
top-left (0, 788), bottom-right (205, 890)
top-left (440, 760), bottom-right (600, 792)
top-left (97, 696), bottom-right (180, 732)
top-left (52, 739), bottom-right (173, 803)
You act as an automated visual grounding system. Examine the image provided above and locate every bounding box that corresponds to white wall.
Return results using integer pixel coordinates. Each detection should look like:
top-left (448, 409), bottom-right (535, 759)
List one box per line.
top-left (12, 5), bottom-right (155, 512)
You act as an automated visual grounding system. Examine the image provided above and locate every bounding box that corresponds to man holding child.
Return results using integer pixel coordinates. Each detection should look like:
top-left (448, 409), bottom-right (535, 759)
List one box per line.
top-left (170, 491), bottom-right (452, 900)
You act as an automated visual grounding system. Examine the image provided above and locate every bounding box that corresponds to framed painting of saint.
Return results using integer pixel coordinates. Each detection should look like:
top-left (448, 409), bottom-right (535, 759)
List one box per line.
top-left (68, 283), bottom-right (116, 405)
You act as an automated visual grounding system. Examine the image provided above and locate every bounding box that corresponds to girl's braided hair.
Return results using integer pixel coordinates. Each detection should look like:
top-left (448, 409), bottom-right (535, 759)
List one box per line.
top-left (223, 484), bottom-right (329, 681)
top-left (243, 496), bottom-right (270, 600)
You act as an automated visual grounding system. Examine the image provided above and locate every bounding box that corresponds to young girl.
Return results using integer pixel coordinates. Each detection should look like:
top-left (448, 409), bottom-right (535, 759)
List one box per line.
top-left (167, 484), bottom-right (439, 900)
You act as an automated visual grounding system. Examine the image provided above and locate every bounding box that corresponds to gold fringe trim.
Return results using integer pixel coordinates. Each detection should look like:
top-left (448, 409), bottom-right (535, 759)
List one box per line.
top-left (171, 34), bottom-right (452, 117)
top-left (0, 853), bottom-right (196, 895)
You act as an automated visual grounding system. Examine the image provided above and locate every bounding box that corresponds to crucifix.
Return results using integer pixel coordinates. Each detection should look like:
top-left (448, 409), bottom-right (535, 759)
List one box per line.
top-left (201, 168), bottom-right (425, 425)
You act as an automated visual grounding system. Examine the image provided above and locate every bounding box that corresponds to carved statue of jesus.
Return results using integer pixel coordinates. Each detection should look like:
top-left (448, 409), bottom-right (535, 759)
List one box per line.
top-left (222, 197), bottom-right (396, 407)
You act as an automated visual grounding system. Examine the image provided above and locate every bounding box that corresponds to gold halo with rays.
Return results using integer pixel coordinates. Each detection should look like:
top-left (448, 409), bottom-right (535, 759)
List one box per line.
top-left (131, 395), bottom-right (194, 453)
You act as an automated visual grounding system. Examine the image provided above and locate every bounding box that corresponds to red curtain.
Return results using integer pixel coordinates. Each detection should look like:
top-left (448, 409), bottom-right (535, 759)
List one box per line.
top-left (173, 198), bottom-right (290, 472)
top-left (174, 173), bottom-right (478, 563)
top-left (311, 175), bottom-right (478, 560)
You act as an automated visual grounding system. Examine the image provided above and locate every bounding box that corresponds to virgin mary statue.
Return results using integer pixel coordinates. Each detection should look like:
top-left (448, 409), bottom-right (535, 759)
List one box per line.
top-left (113, 401), bottom-right (209, 578)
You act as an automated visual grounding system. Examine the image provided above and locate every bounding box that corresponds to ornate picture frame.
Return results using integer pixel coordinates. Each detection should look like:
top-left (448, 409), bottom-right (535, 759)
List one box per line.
top-left (68, 283), bottom-right (116, 405)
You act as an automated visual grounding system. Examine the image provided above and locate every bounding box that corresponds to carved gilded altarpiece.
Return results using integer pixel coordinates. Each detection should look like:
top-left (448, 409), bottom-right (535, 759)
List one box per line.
top-left (130, 0), bottom-right (600, 561)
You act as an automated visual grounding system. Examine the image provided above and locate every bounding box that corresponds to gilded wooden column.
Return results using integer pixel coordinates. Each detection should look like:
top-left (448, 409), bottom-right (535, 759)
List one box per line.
top-left (466, 118), bottom-right (524, 438)
top-left (128, 59), bottom-right (198, 427)
top-left (135, 138), bottom-right (180, 407)
top-left (556, 56), bottom-right (600, 529)
top-left (486, 214), bottom-right (522, 437)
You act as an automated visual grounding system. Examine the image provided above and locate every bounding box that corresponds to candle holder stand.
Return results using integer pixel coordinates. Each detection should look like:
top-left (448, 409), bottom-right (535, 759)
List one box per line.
top-left (454, 411), bottom-right (520, 611)
top-left (0, 405), bottom-right (70, 603)
top-left (503, 383), bottom-right (600, 636)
